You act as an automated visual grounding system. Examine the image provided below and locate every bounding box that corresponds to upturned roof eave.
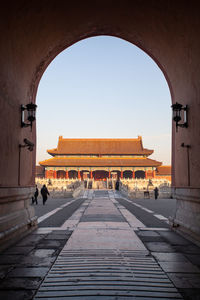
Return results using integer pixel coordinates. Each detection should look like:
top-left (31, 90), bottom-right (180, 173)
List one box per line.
top-left (46, 150), bottom-right (153, 156)
top-left (39, 158), bottom-right (162, 168)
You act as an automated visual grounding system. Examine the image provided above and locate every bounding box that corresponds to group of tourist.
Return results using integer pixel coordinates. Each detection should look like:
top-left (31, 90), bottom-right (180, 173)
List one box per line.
top-left (32, 182), bottom-right (159, 204)
top-left (32, 185), bottom-right (50, 205)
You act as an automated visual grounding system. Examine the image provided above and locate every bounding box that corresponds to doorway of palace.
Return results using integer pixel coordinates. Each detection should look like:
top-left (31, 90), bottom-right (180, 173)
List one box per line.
top-left (81, 170), bottom-right (90, 180)
top-left (93, 171), bottom-right (109, 181)
top-left (57, 170), bottom-right (66, 179)
top-left (123, 170), bottom-right (133, 179)
top-left (68, 170), bottom-right (78, 179)
top-left (135, 170), bottom-right (145, 179)
top-left (111, 171), bottom-right (121, 180)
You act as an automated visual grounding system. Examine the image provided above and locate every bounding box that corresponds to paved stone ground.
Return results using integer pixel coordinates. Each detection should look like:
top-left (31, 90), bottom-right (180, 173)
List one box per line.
top-left (135, 230), bottom-right (200, 299)
top-left (0, 190), bottom-right (200, 299)
top-left (0, 229), bottom-right (72, 300)
top-left (115, 194), bottom-right (200, 300)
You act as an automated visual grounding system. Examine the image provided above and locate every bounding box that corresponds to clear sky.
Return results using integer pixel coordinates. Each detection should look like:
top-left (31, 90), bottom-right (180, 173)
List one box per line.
top-left (36, 36), bottom-right (171, 165)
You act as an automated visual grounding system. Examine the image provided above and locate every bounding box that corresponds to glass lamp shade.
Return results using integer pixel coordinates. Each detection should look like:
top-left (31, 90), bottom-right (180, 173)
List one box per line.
top-left (172, 102), bottom-right (182, 123)
top-left (26, 102), bottom-right (37, 122)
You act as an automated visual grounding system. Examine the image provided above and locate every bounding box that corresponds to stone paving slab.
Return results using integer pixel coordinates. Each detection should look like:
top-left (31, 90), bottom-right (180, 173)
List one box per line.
top-left (30, 249), bottom-right (56, 257)
top-left (5, 246), bottom-right (34, 255)
top-left (0, 255), bottom-right (24, 265)
top-left (159, 261), bottom-right (200, 273)
top-left (44, 233), bottom-right (72, 240)
top-left (36, 240), bottom-right (65, 249)
top-left (77, 222), bottom-right (130, 229)
top-left (0, 290), bottom-right (35, 300)
top-left (137, 230), bottom-right (160, 237)
top-left (0, 266), bottom-right (13, 279)
top-left (185, 254), bottom-right (200, 267)
top-left (179, 289), bottom-right (200, 300)
top-left (167, 272), bottom-right (200, 289)
top-left (84, 207), bottom-right (119, 215)
top-left (145, 242), bottom-right (176, 252)
top-left (81, 214), bottom-right (125, 222)
top-left (136, 230), bottom-right (166, 243)
top-left (173, 244), bottom-right (200, 254)
top-left (16, 235), bottom-right (45, 246)
top-left (0, 277), bottom-right (42, 289)
top-left (20, 256), bottom-right (56, 267)
top-left (152, 252), bottom-right (189, 262)
top-left (8, 267), bottom-right (49, 277)
top-left (158, 231), bottom-right (191, 246)
top-left (64, 227), bottom-right (147, 251)
top-left (137, 235), bottom-right (165, 242)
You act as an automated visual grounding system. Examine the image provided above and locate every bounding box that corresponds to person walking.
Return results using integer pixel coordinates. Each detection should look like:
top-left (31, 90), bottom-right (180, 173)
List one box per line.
top-left (154, 187), bottom-right (159, 200)
top-left (34, 185), bottom-right (39, 205)
top-left (41, 184), bottom-right (50, 205)
top-left (115, 179), bottom-right (119, 190)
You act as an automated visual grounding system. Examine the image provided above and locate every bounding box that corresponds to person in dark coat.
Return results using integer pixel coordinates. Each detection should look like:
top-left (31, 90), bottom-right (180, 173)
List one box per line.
top-left (115, 180), bottom-right (119, 190)
top-left (154, 187), bottom-right (159, 200)
top-left (34, 185), bottom-right (39, 205)
top-left (41, 184), bottom-right (50, 205)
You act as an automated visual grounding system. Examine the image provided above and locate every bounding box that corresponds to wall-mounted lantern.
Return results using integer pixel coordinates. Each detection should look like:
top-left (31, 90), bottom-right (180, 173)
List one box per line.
top-left (171, 102), bottom-right (188, 132)
top-left (21, 102), bottom-right (37, 130)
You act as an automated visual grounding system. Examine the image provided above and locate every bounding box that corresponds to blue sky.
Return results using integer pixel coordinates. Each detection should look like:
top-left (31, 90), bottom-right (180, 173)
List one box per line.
top-left (36, 36), bottom-right (171, 165)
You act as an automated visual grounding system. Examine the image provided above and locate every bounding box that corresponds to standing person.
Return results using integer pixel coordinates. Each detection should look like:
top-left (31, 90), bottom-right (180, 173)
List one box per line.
top-left (154, 187), bottom-right (159, 200)
top-left (115, 179), bottom-right (119, 190)
top-left (41, 184), bottom-right (50, 205)
top-left (34, 185), bottom-right (39, 205)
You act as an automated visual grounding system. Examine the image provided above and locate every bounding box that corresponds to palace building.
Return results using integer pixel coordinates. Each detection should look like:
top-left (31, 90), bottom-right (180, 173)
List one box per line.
top-left (39, 136), bottom-right (171, 181)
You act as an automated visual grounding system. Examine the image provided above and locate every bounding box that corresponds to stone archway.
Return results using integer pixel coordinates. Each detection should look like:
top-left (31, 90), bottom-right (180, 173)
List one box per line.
top-left (1, 1), bottom-right (200, 248)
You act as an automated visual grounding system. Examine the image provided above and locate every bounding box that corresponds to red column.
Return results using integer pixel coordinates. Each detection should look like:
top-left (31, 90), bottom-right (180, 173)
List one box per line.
top-left (65, 170), bottom-right (69, 179)
top-left (109, 171), bottom-right (111, 179)
top-left (145, 170), bottom-right (148, 179)
top-left (132, 170), bottom-right (135, 179)
top-left (45, 170), bottom-right (49, 178)
top-left (152, 170), bottom-right (156, 178)
top-left (90, 171), bottom-right (93, 179)
top-left (54, 170), bottom-right (57, 179)
top-left (78, 170), bottom-right (81, 180)
top-left (121, 170), bottom-right (123, 179)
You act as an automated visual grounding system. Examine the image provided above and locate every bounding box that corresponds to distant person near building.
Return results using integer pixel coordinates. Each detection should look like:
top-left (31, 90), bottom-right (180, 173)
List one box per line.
top-left (32, 185), bottom-right (39, 205)
top-left (115, 180), bottom-right (120, 190)
top-left (154, 187), bottom-right (159, 200)
top-left (41, 184), bottom-right (50, 205)
top-left (34, 185), bottom-right (39, 205)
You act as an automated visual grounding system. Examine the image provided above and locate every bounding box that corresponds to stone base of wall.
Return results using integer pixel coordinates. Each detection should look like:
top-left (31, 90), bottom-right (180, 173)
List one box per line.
top-left (0, 187), bottom-right (37, 252)
top-left (169, 187), bottom-right (200, 245)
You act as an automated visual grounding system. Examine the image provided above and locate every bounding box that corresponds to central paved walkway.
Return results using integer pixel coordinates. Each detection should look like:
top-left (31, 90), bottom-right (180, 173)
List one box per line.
top-left (65, 190), bottom-right (146, 251)
top-left (34, 190), bottom-right (182, 299)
